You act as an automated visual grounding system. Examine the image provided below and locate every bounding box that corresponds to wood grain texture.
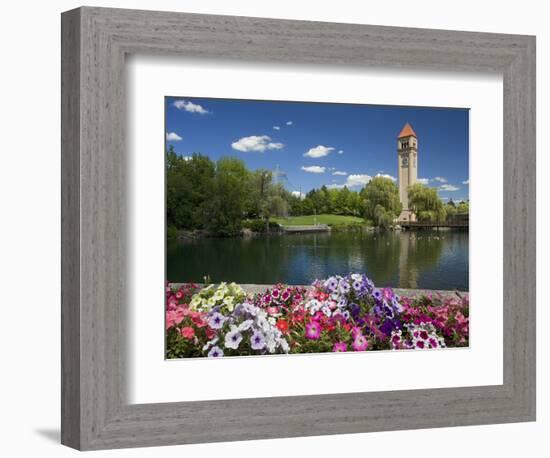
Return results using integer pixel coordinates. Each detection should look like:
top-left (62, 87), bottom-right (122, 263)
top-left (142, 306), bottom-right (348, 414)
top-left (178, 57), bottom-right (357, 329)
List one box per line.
top-left (61, 6), bottom-right (536, 450)
top-left (60, 8), bottom-right (81, 450)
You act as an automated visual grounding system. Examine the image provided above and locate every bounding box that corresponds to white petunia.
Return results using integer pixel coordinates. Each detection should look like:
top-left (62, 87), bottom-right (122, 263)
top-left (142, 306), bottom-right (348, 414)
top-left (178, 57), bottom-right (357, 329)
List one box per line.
top-left (202, 337), bottom-right (219, 351)
top-left (224, 328), bottom-right (243, 350)
top-left (238, 320), bottom-right (254, 332)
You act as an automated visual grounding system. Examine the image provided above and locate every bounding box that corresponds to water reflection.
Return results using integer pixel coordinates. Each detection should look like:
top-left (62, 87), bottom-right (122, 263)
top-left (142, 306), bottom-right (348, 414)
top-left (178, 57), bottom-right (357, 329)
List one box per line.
top-left (167, 228), bottom-right (469, 291)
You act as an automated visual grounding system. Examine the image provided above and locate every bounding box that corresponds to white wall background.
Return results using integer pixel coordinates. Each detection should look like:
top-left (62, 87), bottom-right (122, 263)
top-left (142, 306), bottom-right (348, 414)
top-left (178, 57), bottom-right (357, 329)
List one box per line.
top-left (0, 0), bottom-right (546, 456)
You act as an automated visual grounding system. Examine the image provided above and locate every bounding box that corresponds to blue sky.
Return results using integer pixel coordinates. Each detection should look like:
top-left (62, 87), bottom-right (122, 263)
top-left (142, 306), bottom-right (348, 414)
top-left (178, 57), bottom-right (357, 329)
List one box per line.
top-left (165, 97), bottom-right (469, 201)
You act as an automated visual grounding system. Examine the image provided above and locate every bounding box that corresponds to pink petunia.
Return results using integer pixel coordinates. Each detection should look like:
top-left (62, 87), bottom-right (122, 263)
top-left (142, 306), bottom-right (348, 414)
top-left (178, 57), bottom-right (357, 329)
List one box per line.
top-left (180, 327), bottom-right (195, 340)
top-left (305, 322), bottom-right (321, 340)
top-left (352, 334), bottom-right (368, 352)
top-left (166, 309), bottom-right (185, 329)
top-left (189, 311), bottom-right (207, 328)
top-left (205, 327), bottom-right (216, 340)
top-left (333, 342), bottom-right (347, 352)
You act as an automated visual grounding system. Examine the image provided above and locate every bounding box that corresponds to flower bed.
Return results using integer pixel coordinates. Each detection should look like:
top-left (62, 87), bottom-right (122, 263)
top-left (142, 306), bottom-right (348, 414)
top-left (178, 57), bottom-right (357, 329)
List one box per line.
top-left (165, 274), bottom-right (469, 359)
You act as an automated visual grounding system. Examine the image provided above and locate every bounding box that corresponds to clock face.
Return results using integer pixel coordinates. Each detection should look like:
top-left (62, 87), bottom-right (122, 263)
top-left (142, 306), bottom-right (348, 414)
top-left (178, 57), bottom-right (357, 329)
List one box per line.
top-left (402, 157), bottom-right (408, 166)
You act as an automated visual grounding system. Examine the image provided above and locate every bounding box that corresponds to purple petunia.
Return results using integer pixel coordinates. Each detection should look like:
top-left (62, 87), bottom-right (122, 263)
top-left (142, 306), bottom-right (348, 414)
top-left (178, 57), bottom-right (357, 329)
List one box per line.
top-left (250, 330), bottom-right (266, 350)
top-left (207, 346), bottom-right (224, 357)
top-left (338, 279), bottom-right (351, 294)
top-left (208, 311), bottom-right (226, 329)
top-left (324, 277), bottom-right (338, 292)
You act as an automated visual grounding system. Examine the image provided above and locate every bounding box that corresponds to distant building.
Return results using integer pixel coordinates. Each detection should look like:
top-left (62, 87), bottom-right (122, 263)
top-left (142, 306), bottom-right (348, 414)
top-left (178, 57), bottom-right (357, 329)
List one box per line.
top-left (396, 123), bottom-right (418, 222)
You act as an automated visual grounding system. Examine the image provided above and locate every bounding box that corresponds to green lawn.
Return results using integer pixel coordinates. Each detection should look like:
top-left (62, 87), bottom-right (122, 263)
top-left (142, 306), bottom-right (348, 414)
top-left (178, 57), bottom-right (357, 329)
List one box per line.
top-left (271, 214), bottom-right (366, 226)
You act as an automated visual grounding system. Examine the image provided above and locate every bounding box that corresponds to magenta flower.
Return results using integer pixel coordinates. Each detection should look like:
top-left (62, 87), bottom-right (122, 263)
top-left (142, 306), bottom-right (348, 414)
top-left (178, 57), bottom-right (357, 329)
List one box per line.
top-left (333, 342), bottom-right (347, 352)
top-left (352, 334), bottom-right (368, 351)
top-left (305, 322), bottom-right (321, 340)
top-left (429, 337), bottom-right (439, 348)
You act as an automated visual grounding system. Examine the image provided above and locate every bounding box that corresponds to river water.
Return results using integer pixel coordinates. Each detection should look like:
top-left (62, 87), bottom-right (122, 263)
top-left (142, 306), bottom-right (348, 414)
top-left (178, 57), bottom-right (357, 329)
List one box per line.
top-left (167, 228), bottom-right (469, 291)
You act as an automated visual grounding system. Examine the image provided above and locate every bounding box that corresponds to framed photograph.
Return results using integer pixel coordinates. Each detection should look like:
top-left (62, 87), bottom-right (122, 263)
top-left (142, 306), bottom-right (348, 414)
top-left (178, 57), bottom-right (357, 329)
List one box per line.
top-left (61, 6), bottom-right (536, 450)
top-left (163, 97), bottom-right (470, 360)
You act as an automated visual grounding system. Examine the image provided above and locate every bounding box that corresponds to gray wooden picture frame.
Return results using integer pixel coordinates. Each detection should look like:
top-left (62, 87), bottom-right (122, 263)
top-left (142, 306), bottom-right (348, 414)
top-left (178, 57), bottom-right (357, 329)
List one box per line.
top-left (61, 6), bottom-right (536, 451)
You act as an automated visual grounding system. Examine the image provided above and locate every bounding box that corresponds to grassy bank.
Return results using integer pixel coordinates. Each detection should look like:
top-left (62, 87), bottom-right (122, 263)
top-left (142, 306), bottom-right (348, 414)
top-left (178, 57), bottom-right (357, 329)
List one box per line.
top-left (271, 214), bottom-right (367, 227)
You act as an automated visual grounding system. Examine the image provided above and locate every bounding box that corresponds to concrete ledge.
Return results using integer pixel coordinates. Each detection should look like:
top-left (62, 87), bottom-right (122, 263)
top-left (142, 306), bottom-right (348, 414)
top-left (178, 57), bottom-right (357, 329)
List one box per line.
top-left (280, 224), bottom-right (331, 233)
top-left (169, 283), bottom-right (467, 299)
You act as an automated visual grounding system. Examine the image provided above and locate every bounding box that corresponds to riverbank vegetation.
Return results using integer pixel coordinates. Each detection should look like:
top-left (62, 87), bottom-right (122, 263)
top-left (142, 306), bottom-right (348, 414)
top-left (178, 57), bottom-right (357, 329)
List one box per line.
top-left (408, 183), bottom-right (469, 223)
top-left (167, 149), bottom-right (469, 237)
top-left (165, 273), bottom-right (469, 358)
top-left (271, 214), bottom-right (367, 227)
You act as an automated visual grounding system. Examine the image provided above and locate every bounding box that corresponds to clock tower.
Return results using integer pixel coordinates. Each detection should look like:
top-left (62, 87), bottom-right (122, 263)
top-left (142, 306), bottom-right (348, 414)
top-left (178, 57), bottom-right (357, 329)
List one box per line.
top-left (397, 123), bottom-right (418, 222)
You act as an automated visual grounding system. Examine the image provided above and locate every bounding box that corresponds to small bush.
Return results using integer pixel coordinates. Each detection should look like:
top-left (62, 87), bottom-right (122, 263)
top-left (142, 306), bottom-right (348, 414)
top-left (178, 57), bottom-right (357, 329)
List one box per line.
top-left (167, 225), bottom-right (178, 240)
top-left (243, 219), bottom-right (279, 233)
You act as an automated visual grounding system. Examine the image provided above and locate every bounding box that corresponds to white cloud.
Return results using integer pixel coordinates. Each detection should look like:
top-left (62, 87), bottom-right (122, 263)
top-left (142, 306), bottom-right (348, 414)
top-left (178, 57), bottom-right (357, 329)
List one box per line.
top-left (291, 191), bottom-right (306, 199)
top-left (304, 145), bottom-right (335, 158)
top-left (346, 174), bottom-right (372, 188)
top-left (328, 174), bottom-right (372, 189)
top-left (231, 135), bottom-right (284, 152)
top-left (166, 132), bottom-right (183, 141)
top-left (433, 176), bottom-right (447, 183)
top-left (173, 99), bottom-right (210, 114)
top-left (332, 171), bottom-right (347, 176)
top-left (182, 156), bottom-right (192, 161)
top-left (439, 184), bottom-right (460, 192)
top-left (417, 178), bottom-right (430, 185)
top-left (462, 179), bottom-right (470, 185)
top-left (273, 126), bottom-right (280, 130)
top-left (286, 121), bottom-right (293, 125)
top-left (337, 150), bottom-right (344, 155)
top-left (301, 165), bottom-right (326, 174)
top-left (375, 173), bottom-right (397, 182)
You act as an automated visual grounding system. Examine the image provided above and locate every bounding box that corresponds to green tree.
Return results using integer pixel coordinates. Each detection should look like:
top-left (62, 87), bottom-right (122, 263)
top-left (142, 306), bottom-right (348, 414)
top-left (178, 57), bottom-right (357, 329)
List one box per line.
top-left (205, 157), bottom-right (250, 236)
top-left (444, 201), bottom-right (458, 221)
top-left (360, 177), bottom-right (402, 226)
top-left (373, 204), bottom-right (395, 229)
top-left (166, 149), bottom-right (215, 230)
top-left (408, 183), bottom-right (446, 222)
top-left (334, 187), bottom-right (352, 214)
top-left (457, 200), bottom-right (469, 214)
top-left (347, 191), bottom-right (363, 216)
top-left (286, 192), bottom-right (304, 216)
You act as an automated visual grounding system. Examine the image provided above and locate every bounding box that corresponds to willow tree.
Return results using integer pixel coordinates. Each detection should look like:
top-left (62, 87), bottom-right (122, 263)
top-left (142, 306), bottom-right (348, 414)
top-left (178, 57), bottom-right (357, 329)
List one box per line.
top-left (408, 183), bottom-right (446, 222)
top-left (360, 177), bottom-right (402, 227)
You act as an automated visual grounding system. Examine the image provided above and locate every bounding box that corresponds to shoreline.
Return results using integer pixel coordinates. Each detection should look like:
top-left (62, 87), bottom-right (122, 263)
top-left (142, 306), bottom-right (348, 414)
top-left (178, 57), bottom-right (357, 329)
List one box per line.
top-left (170, 224), bottom-right (468, 241)
top-left (169, 282), bottom-right (468, 299)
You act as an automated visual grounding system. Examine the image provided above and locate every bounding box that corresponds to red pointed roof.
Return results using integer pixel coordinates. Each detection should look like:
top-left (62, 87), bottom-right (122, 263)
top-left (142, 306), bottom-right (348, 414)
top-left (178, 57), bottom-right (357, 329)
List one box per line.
top-left (398, 123), bottom-right (417, 138)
